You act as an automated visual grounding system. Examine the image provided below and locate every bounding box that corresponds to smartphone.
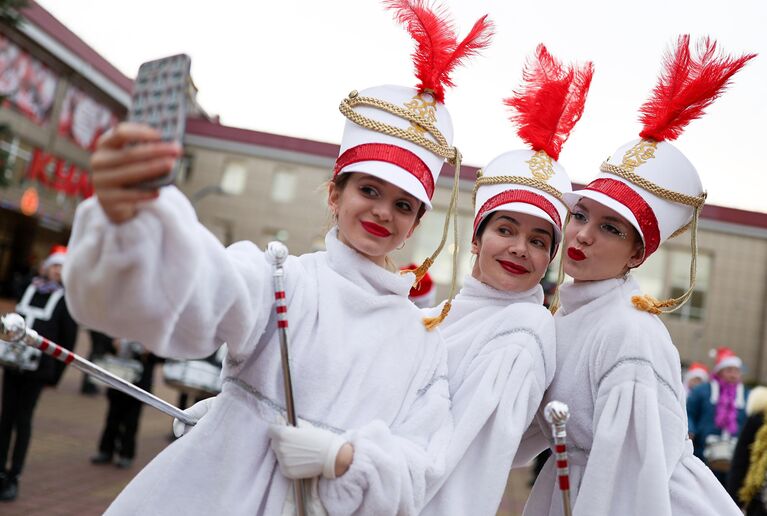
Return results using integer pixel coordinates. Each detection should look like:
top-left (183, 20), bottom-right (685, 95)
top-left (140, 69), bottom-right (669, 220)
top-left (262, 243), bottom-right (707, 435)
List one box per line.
top-left (127, 54), bottom-right (191, 189)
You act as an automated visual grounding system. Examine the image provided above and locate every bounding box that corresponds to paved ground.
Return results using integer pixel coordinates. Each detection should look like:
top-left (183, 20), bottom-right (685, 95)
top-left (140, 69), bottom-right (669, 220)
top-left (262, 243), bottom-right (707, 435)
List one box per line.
top-left (0, 300), bottom-right (534, 514)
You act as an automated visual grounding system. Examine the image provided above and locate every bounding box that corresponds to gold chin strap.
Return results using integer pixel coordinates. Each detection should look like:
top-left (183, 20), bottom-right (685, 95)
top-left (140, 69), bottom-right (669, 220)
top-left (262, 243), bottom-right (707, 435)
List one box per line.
top-left (599, 161), bottom-right (707, 315)
top-left (547, 212), bottom-right (570, 314)
top-left (339, 91), bottom-right (461, 330)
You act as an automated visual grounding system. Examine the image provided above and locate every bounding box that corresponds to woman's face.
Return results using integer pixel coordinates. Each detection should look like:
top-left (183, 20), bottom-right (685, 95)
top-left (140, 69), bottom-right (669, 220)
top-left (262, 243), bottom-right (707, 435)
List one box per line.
top-left (328, 173), bottom-right (421, 267)
top-left (471, 211), bottom-right (553, 293)
top-left (563, 197), bottom-right (644, 282)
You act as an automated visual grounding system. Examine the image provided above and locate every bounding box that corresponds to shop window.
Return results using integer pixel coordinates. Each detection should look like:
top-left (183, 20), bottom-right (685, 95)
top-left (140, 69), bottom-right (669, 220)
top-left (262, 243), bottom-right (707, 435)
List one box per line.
top-left (633, 247), bottom-right (712, 321)
top-left (270, 167), bottom-right (297, 203)
top-left (220, 160), bottom-right (247, 195)
top-left (409, 209), bottom-right (473, 285)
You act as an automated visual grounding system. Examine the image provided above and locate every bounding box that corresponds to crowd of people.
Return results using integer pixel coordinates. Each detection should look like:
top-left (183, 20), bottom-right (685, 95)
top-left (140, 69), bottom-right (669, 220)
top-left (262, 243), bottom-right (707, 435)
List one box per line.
top-left (0, 1), bottom-right (763, 514)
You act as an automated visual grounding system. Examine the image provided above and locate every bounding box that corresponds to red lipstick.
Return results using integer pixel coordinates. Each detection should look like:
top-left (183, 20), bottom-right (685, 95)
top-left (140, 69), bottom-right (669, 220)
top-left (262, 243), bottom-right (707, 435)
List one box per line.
top-left (361, 221), bottom-right (391, 237)
top-left (498, 260), bottom-right (529, 275)
top-left (567, 247), bottom-right (586, 261)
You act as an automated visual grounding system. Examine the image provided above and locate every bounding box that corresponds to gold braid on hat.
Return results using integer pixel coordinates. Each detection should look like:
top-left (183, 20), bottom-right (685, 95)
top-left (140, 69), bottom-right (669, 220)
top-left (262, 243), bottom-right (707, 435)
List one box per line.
top-left (339, 90), bottom-right (462, 330)
top-left (599, 153), bottom-right (707, 315)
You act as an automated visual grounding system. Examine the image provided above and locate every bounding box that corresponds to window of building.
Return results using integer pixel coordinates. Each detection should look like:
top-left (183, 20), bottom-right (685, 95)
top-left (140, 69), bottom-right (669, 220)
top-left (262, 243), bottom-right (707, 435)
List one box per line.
top-left (220, 160), bottom-right (247, 195)
top-left (633, 247), bottom-right (712, 321)
top-left (270, 167), bottom-right (297, 203)
top-left (409, 209), bottom-right (473, 286)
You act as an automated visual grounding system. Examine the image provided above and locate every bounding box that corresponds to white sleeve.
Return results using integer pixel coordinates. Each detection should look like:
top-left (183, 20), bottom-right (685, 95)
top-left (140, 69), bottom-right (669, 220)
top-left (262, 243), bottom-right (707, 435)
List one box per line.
top-left (423, 324), bottom-right (551, 516)
top-left (63, 187), bottom-right (277, 359)
top-left (318, 346), bottom-right (452, 516)
top-left (573, 358), bottom-right (686, 516)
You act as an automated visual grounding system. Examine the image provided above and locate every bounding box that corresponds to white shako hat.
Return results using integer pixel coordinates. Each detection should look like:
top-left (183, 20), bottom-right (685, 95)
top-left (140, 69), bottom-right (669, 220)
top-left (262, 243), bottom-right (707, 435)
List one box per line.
top-left (335, 0), bottom-right (493, 211)
top-left (473, 45), bottom-right (592, 257)
top-left (563, 35), bottom-right (755, 314)
top-left (336, 0), bottom-right (493, 330)
top-left (336, 85), bottom-right (452, 210)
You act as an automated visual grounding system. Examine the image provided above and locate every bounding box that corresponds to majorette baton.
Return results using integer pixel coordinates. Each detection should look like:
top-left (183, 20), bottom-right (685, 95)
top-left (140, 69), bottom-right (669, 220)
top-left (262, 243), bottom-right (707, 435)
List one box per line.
top-left (0, 312), bottom-right (196, 426)
top-left (544, 400), bottom-right (572, 516)
top-left (264, 241), bottom-right (307, 516)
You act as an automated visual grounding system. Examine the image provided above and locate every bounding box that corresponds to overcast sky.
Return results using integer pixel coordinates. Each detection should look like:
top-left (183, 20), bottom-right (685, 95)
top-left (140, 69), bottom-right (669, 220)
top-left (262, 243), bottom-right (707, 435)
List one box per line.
top-left (37, 0), bottom-right (767, 212)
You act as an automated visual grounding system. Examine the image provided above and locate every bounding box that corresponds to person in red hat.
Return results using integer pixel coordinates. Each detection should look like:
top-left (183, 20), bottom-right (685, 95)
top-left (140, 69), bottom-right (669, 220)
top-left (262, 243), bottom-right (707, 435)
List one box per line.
top-left (687, 347), bottom-right (748, 485)
top-left (0, 246), bottom-right (78, 502)
top-left (402, 264), bottom-right (437, 308)
top-left (684, 361), bottom-right (710, 394)
top-left (62, 2), bottom-right (492, 514)
top-left (522, 36), bottom-right (755, 516)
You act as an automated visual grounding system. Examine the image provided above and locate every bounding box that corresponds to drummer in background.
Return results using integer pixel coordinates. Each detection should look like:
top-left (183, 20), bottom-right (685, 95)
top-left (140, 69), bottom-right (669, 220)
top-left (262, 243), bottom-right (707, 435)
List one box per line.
top-left (91, 339), bottom-right (162, 469)
top-left (0, 246), bottom-right (78, 502)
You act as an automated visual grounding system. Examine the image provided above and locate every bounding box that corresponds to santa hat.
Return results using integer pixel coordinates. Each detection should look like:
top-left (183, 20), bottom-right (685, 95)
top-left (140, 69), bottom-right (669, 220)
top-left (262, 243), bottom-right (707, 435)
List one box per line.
top-left (42, 245), bottom-right (67, 270)
top-left (710, 346), bottom-right (742, 374)
top-left (473, 44), bottom-right (592, 256)
top-left (402, 263), bottom-right (436, 308)
top-left (683, 361), bottom-right (709, 386)
top-left (337, 0), bottom-right (493, 329)
top-left (563, 36), bottom-right (755, 315)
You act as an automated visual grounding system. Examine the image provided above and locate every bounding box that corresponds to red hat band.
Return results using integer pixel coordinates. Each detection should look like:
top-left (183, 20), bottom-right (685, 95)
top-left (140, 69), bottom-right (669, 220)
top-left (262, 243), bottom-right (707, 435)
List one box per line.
top-left (473, 189), bottom-right (561, 236)
top-left (334, 143), bottom-right (435, 200)
top-left (583, 178), bottom-right (661, 259)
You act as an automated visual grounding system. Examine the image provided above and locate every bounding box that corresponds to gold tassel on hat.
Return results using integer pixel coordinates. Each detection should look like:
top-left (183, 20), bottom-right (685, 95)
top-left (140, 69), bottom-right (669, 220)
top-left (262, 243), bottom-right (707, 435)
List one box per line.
top-left (630, 200), bottom-right (704, 315)
top-left (421, 149), bottom-right (462, 330)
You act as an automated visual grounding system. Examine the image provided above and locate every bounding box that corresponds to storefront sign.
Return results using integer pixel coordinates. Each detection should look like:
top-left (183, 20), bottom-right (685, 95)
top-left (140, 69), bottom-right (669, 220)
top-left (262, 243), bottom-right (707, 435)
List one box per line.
top-left (25, 148), bottom-right (92, 198)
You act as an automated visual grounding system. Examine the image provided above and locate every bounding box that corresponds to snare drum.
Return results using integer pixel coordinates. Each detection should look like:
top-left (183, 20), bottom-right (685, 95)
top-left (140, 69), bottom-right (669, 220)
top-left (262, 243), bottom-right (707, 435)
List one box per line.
top-left (0, 340), bottom-right (41, 371)
top-left (703, 432), bottom-right (738, 472)
top-left (93, 355), bottom-right (144, 385)
top-left (163, 360), bottom-right (222, 397)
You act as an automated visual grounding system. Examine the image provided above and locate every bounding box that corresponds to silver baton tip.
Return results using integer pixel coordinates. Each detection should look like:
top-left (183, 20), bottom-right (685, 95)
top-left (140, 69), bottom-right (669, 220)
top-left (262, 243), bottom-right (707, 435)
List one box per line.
top-left (265, 241), bottom-right (289, 266)
top-left (544, 400), bottom-right (570, 425)
top-left (0, 313), bottom-right (26, 343)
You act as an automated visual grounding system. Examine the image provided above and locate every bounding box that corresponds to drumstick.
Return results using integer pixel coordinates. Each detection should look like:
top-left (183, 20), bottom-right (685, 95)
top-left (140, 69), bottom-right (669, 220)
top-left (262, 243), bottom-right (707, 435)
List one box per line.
top-left (544, 400), bottom-right (572, 516)
top-left (0, 312), bottom-right (196, 426)
top-left (264, 241), bottom-right (307, 516)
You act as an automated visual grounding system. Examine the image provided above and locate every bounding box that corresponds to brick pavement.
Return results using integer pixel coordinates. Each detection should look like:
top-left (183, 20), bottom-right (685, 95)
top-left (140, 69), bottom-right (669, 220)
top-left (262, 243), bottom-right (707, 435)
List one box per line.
top-left (0, 312), bottom-right (534, 515)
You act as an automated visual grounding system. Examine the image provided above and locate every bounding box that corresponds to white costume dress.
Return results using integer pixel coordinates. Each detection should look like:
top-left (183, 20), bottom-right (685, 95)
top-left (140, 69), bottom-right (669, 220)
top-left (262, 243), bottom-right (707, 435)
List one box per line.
top-left (63, 187), bottom-right (452, 516)
top-left (523, 275), bottom-right (741, 515)
top-left (420, 276), bottom-right (555, 516)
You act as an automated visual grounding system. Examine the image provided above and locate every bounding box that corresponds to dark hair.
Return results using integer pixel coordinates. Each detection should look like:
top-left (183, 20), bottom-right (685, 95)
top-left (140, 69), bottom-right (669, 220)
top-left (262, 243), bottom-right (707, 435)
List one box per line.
top-left (331, 173), bottom-right (427, 223)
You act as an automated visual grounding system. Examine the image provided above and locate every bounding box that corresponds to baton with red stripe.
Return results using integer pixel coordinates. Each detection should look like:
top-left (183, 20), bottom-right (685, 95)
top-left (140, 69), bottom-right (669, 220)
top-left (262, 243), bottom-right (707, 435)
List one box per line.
top-left (0, 312), bottom-right (195, 426)
top-left (265, 241), bottom-right (307, 516)
top-left (544, 400), bottom-right (572, 516)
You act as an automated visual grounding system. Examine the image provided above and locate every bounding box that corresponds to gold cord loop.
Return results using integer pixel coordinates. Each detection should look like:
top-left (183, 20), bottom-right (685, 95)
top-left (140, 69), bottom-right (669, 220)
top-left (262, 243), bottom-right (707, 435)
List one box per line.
top-left (339, 90), bottom-right (459, 329)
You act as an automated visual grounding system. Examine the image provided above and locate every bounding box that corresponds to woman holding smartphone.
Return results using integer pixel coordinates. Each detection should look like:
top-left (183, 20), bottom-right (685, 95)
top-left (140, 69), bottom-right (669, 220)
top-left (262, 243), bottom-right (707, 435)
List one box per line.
top-left (62, 2), bottom-right (493, 514)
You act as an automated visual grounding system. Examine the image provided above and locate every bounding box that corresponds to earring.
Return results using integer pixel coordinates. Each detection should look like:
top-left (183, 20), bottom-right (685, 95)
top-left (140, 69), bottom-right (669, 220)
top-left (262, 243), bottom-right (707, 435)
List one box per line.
top-left (396, 242), bottom-right (406, 250)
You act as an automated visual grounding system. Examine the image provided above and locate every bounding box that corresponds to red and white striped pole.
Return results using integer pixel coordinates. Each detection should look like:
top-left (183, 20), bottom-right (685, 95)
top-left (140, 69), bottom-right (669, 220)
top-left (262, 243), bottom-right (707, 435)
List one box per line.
top-left (544, 400), bottom-right (572, 516)
top-left (0, 312), bottom-right (195, 426)
top-left (265, 241), bottom-right (306, 516)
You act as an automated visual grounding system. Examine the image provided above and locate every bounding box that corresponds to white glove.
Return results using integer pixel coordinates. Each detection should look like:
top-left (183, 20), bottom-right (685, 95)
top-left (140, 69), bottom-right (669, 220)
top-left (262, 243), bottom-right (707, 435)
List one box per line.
top-left (172, 397), bottom-right (215, 438)
top-left (268, 423), bottom-right (347, 480)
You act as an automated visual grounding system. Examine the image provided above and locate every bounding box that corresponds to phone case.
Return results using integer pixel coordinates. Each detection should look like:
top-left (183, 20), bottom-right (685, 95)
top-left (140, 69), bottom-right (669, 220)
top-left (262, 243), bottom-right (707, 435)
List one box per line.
top-left (127, 54), bottom-right (191, 188)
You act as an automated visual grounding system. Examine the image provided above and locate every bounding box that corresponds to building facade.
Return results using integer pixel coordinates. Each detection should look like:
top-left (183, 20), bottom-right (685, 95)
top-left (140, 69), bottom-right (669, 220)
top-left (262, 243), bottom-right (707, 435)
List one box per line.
top-left (2, 2), bottom-right (767, 382)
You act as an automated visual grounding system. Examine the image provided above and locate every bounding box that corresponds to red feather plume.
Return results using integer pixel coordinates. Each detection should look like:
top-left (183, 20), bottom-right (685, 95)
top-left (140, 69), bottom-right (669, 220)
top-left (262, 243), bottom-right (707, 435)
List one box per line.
top-left (385, 0), bottom-right (494, 102)
top-left (639, 35), bottom-right (756, 141)
top-left (504, 44), bottom-right (594, 161)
